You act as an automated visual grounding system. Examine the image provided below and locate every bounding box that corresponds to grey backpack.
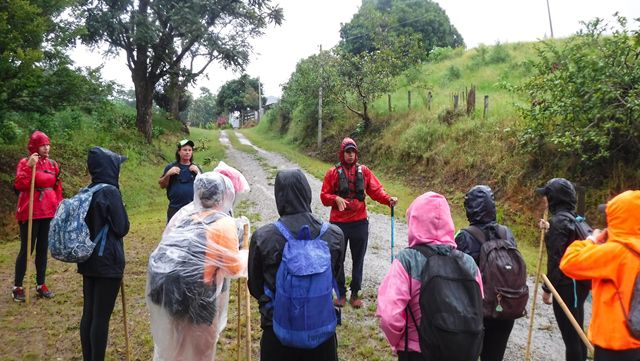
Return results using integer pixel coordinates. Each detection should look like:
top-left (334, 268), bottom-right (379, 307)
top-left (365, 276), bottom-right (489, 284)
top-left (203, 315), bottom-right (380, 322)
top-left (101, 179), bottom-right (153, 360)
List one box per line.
top-left (616, 243), bottom-right (640, 339)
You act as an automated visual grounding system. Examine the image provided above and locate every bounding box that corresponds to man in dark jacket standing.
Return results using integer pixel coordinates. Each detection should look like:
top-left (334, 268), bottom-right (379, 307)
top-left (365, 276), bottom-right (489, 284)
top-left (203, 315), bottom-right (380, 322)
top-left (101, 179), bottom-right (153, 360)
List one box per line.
top-left (537, 178), bottom-right (590, 361)
top-left (320, 137), bottom-right (396, 308)
top-left (78, 147), bottom-right (129, 361)
top-left (248, 169), bottom-right (345, 361)
top-left (455, 185), bottom-right (522, 361)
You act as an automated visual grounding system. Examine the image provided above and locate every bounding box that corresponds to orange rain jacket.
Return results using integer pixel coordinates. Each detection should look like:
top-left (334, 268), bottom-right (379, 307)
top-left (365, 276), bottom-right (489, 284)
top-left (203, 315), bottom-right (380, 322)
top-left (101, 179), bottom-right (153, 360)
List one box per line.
top-left (560, 190), bottom-right (640, 351)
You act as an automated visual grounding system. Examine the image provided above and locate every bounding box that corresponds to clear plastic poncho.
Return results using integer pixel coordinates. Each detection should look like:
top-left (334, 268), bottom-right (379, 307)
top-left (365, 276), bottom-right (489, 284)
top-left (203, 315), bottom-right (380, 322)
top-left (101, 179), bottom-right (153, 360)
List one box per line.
top-left (147, 171), bottom-right (249, 361)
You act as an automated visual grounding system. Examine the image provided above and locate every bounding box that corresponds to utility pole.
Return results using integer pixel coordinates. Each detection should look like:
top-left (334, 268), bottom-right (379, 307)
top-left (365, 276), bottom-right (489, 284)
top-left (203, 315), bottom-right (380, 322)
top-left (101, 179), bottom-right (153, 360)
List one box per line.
top-left (317, 44), bottom-right (323, 149)
top-left (258, 76), bottom-right (263, 121)
top-left (546, 0), bottom-right (554, 38)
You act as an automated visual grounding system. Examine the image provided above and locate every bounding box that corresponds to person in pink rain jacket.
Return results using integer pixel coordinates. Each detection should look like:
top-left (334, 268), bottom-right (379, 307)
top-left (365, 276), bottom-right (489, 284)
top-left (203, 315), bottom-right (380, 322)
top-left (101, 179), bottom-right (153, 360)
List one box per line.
top-left (376, 192), bottom-right (483, 360)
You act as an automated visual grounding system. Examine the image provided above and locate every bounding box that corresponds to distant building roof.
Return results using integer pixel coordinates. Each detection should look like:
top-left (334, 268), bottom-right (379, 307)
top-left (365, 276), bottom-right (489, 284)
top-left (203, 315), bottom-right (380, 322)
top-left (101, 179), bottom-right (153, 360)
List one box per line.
top-left (265, 96), bottom-right (279, 106)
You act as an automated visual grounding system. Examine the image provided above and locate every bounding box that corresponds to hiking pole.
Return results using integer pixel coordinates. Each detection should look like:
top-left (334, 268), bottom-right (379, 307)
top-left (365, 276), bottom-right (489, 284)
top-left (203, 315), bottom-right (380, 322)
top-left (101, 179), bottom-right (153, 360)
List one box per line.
top-left (243, 223), bottom-right (252, 361)
top-left (25, 163), bottom-right (37, 304)
top-left (390, 205), bottom-right (395, 263)
top-left (542, 274), bottom-right (594, 354)
top-left (120, 280), bottom-right (131, 361)
top-left (525, 209), bottom-right (547, 361)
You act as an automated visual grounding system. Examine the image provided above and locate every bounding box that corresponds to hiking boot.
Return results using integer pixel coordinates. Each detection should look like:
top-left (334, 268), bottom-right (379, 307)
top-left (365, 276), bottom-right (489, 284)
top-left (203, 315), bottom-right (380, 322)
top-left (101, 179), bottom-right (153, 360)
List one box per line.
top-left (334, 296), bottom-right (347, 308)
top-left (36, 284), bottom-right (54, 299)
top-left (12, 287), bottom-right (25, 302)
top-left (350, 295), bottom-right (364, 309)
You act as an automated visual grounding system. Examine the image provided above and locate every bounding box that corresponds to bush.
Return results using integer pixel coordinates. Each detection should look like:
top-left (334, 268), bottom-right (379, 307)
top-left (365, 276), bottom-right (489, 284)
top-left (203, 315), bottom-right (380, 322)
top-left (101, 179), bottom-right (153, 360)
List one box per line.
top-left (446, 65), bottom-right (461, 81)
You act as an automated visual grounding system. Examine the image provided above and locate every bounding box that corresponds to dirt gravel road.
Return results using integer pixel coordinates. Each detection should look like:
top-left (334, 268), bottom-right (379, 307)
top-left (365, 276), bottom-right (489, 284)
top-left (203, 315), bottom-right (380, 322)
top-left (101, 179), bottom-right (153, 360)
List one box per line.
top-left (222, 130), bottom-right (591, 361)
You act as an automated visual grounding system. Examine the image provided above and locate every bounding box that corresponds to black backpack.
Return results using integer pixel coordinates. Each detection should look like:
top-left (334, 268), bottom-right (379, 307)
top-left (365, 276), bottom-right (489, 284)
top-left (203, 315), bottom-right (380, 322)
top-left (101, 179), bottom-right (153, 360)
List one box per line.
top-left (465, 225), bottom-right (529, 319)
top-left (557, 211), bottom-right (593, 241)
top-left (407, 245), bottom-right (483, 361)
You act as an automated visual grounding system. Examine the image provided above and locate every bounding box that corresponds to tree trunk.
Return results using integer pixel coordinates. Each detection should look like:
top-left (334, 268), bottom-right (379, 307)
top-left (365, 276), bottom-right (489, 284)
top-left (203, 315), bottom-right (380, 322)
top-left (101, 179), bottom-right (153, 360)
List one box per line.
top-left (362, 101), bottom-right (371, 130)
top-left (134, 76), bottom-right (155, 143)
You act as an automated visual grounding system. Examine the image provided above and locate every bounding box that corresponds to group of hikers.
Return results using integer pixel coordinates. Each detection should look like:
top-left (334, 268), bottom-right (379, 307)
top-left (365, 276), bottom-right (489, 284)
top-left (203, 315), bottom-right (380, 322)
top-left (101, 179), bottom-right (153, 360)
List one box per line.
top-left (11, 130), bottom-right (640, 361)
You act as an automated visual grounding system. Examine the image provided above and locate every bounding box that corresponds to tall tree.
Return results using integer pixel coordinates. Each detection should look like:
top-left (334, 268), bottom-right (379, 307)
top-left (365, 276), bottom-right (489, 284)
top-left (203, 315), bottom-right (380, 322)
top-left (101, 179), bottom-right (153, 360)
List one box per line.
top-left (77, 0), bottom-right (283, 142)
top-left (216, 74), bottom-right (264, 114)
top-left (188, 87), bottom-right (217, 127)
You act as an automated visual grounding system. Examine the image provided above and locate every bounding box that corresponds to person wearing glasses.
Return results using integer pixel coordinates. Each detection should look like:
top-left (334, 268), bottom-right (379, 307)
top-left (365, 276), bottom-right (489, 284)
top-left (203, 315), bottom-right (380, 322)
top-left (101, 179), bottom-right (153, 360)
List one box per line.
top-left (159, 139), bottom-right (202, 223)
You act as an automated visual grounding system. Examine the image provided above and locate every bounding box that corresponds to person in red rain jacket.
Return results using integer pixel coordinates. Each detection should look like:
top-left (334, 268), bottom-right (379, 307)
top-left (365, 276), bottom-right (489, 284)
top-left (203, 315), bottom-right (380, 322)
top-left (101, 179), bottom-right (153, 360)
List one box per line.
top-left (321, 137), bottom-right (397, 308)
top-left (12, 130), bottom-right (63, 301)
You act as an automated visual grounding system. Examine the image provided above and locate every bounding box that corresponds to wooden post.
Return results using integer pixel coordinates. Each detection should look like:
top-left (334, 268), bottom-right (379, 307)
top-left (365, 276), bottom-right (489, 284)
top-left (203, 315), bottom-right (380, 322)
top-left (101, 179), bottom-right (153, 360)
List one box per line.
top-left (427, 91), bottom-right (432, 111)
top-left (388, 94), bottom-right (392, 113)
top-left (483, 95), bottom-right (489, 119)
top-left (453, 94), bottom-right (459, 112)
top-left (575, 184), bottom-right (586, 216)
top-left (317, 45), bottom-right (323, 149)
top-left (407, 90), bottom-right (411, 109)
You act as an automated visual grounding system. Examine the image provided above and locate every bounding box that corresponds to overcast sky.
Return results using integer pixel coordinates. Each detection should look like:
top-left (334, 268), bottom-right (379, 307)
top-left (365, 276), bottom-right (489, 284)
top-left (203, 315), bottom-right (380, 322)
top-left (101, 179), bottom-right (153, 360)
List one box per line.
top-left (70, 0), bottom-right (640, 98)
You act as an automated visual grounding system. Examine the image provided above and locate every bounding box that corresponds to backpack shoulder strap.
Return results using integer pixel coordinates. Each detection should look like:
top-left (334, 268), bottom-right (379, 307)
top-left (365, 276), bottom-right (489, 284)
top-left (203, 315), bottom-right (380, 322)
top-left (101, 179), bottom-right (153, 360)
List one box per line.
top-left (314, 222), bottom-right (330, 240)
top-left (410, 244), bottom-right (436, 259)
top-left (496, 224), bottom-right (508, 240)
top-left (274, 220), bottom-right (296, 242)
top-left (465, 225), bottom-right (487, 244)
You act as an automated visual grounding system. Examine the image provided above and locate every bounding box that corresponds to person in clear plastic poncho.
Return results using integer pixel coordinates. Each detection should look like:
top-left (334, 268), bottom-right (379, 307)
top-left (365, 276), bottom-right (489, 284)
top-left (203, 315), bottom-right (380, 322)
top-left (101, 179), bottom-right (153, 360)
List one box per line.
top-left (147, 170), bottom-right (249, 361)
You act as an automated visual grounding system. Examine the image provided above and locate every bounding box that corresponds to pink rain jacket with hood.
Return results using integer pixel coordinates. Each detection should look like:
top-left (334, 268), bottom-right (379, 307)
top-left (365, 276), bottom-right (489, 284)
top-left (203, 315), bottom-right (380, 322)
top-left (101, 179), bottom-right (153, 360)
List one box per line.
top-left (376, 192), bottom-right (483, 353)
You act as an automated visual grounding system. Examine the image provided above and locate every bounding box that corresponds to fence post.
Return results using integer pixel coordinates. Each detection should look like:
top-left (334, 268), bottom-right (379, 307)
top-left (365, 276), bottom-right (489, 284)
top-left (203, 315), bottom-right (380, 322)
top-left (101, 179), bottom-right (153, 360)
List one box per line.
top-left (427, 91), bottom-right (432, 111)
top-left (408, 90), bottom-right (411, 109)
top-left (483, 95), bottom-right (489, 119)
top-left (453, 93), bottom-right (459, 112)
top-left (388, 94), bottom-right (392, 113)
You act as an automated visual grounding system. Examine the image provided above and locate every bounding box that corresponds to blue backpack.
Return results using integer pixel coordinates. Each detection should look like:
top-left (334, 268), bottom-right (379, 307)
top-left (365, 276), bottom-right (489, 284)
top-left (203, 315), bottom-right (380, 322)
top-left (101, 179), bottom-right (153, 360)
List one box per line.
top-left (267, 220), bottom-right (338, 349)
top-left (49, 183), bottom-right (113, 263)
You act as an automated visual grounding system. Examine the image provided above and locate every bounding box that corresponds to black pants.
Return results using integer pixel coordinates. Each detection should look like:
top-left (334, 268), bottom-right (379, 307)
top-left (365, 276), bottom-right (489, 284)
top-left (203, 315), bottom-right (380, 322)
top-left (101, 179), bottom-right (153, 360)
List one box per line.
top-left (481, 318), bottom-right (515, 361)
top-left (260, 326), bottom-right (338, 361)
top-left (15, 218), bottom-right (51, 287)
top-left (553, 283), bottom-right (590, 361)
top-left (397, 351), bottom-right (423, 361)
top-left (80, 276), bottom-right (121, 361)
top-left (594, 346), bottom-right (640, 361)
top-left (334, 219), bottom-right (369, 297)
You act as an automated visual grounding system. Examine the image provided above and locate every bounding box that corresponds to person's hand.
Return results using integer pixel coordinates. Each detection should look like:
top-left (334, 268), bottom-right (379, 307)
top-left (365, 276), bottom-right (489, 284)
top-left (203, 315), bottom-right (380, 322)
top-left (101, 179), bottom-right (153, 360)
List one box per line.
top-left (588, 228), bottom-right (608, 244)
top-left (27, 153), bottom-right (40, 167)
top-left (538, 219), bottom-right (550, 230)
top-left (169, 166), bottom-right (181, 176)
top-left (389, 197), bottom-right (398, 207)
top-left (189, 164), bottom-right (200, 174)
top-left (335, 196), bottom-right (349, 211)
top-left (542, 291), bottom-right (553, 305)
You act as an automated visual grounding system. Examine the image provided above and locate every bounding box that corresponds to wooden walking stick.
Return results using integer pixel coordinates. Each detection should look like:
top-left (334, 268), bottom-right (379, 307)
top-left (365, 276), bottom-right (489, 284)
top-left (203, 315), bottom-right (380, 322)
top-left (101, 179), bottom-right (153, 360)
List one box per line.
top-left (237, 274), bottom-right (242, 361)
top-left (25, 163), bottom-right (37, 304)
top-left (525, 209), bottom-right (547, 361)
top-left (542, 274), bottom-right (594, 353)
top-left (121, 280), bottom-right (131, 361)
top-left (243, 223), bottom-right (252, 361)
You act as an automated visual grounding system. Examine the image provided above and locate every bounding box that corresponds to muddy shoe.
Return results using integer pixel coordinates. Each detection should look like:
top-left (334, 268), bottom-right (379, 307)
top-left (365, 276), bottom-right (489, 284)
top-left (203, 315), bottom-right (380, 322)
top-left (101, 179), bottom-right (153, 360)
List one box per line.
top-left (334, 296), bottom-right (347, 307)
top-left (349, 295), bottom-right (364, 309)
top-left (12, 287), bottom-right (25, 302)
top-left (36, 284), bottom-right (54, 299)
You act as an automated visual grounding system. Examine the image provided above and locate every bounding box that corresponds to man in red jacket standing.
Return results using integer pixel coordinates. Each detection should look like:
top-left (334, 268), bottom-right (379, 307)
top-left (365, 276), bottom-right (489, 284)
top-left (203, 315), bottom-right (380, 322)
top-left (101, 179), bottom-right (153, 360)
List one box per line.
top-left (321, 137), bottom-right (396, 308)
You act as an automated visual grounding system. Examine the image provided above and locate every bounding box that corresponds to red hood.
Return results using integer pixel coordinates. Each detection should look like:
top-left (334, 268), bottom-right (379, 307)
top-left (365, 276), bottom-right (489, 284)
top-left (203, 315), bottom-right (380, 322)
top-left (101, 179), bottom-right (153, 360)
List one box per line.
top-left (28, 130), bottom-right (51, 156)
top-left (339, 137), bottom-right (359, 166)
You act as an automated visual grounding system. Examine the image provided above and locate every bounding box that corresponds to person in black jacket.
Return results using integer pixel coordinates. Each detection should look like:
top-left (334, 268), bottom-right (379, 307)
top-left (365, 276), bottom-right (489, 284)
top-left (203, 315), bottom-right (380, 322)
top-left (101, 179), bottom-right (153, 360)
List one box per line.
top-left (78, 147), bottom-right (129, 361)
top-left (536, 178), bottom-right (590, 361)
top-left (455, 185), bottom-right (519, 361)
top-left (248, 169), bottom-right (345, 361)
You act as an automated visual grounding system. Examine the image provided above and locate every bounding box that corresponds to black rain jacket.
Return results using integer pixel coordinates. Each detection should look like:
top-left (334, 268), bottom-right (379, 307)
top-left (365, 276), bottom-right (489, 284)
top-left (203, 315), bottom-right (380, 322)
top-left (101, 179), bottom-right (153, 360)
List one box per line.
top-left (248, 169), bottom-right (345, 329)
top-left (77, 147), bottom-right (130, 278)
top-left (455, 185), bottom-right (516, 265)
top-left (540, 178), bottom-right (590, 291)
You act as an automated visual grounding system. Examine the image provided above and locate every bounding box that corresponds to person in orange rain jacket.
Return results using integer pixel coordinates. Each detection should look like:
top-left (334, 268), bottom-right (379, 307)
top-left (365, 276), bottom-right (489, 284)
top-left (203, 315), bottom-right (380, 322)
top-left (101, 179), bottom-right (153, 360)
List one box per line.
top-left (560, 190), bottom-right (640, 361)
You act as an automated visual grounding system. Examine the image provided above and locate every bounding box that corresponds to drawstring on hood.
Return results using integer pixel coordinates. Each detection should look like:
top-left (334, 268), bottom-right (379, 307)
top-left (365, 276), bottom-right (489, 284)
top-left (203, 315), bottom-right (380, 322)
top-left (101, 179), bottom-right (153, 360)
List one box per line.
top-left (406, 192), bottom-right (456, 248)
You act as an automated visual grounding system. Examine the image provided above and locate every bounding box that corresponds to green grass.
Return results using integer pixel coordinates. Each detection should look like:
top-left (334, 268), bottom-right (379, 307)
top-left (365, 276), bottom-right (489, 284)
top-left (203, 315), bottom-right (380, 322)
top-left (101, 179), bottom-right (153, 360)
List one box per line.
top-left (226, 129), bottom-right (257, 155)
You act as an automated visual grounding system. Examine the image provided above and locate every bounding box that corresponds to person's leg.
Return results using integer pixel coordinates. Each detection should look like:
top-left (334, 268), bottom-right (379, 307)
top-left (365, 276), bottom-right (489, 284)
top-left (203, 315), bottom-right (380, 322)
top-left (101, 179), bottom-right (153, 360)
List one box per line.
top-left (260, 327), bottom-right (294, 361)
top-left (481, 318), bottom-right (515, 361)
top-left (34, 219), bottom-right (51, 286)
top-left (302, 333), bottom-right (338, 361)
top-left (348, 219), bottom-right (369, 297)
top-left (333, 222), bottom-right (350, 300)
top-left (14, 221), bottom-right (30, 287)
top-left (594, 346), bottom-right (640, 361)
top-left (88, 277), bottom-right (122, 361)
top-left (552, 284), bottom-right (588, 361)
top-left (167, 207), bottom-right (180, 223)
top-left (80, 276), bottom-right (96, 361)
